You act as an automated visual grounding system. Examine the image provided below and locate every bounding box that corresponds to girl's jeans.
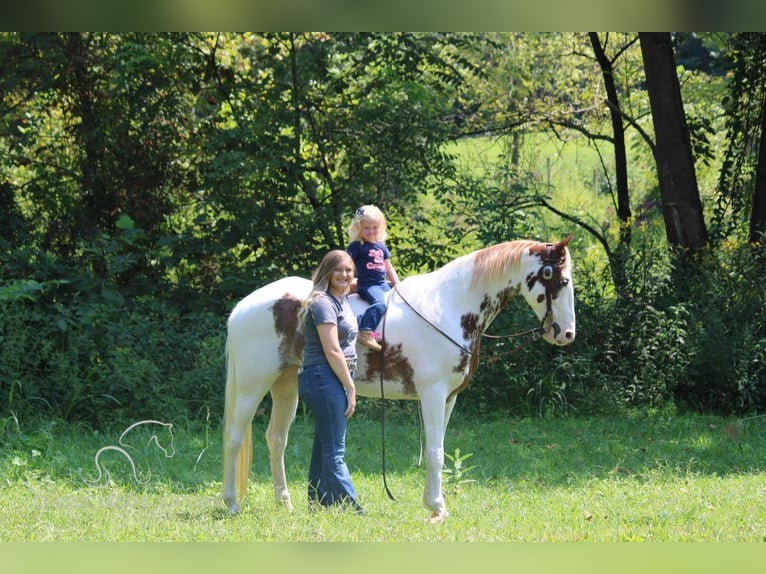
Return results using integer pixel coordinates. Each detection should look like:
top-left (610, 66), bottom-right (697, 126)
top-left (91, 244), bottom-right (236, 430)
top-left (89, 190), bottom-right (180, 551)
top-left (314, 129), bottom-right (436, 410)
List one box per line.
top-left (357, 282), bottom-right (390, 332)
top-left (298, 362), bottom-right (359, 507)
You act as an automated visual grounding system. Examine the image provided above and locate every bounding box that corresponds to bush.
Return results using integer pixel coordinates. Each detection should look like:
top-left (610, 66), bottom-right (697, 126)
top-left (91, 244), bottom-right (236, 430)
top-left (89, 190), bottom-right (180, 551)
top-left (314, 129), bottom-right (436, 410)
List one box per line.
top-left (0, 285), bottom-right (226, 428)
top-left (3, 229), bottom-right (765, 430)
top-left (674, 241), bottom-right (766, 413)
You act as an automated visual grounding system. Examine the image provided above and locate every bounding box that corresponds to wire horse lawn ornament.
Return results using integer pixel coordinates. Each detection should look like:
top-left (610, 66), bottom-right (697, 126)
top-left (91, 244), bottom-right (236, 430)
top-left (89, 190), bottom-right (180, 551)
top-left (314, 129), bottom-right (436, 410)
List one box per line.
top-left (222, 235), bottom-right (575, 523)
top-left (90, 419), bottom-right (176, 486)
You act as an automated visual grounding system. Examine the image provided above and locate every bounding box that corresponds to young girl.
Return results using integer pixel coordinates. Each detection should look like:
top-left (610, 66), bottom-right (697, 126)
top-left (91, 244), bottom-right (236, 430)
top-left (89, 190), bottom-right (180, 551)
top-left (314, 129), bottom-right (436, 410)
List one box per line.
top-left (346, 205), bottom-right (400, 351)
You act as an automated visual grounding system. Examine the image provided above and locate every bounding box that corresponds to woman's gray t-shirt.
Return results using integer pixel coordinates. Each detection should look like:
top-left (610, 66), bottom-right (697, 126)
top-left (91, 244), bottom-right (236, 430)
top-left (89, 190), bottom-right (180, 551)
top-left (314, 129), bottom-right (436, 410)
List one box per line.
top-left (301, 293), bottom-right (358, 367)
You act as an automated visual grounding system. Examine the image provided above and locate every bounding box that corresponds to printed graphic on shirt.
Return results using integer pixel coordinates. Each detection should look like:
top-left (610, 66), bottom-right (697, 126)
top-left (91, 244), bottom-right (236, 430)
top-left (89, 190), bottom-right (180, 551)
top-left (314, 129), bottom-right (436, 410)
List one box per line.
top-left (363, 247), bottom-right (386, 273)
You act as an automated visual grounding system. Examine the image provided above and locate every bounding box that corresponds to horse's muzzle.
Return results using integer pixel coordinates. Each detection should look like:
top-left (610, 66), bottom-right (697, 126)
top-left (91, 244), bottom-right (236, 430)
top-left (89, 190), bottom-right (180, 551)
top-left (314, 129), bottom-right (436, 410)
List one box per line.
top-left (547, 322), bottom-right (575, 345)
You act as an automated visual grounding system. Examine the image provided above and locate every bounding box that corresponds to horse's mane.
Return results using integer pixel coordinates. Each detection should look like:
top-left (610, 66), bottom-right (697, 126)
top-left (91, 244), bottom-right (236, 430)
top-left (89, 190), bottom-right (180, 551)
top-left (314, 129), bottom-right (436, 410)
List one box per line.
top-left (469, 240), bottom-right (536, 288)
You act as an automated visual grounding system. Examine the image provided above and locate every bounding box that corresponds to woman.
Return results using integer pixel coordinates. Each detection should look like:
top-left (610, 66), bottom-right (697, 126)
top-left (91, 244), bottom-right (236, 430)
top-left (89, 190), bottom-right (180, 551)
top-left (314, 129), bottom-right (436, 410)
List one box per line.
top-left (298, 249), bottom-right (364, 514)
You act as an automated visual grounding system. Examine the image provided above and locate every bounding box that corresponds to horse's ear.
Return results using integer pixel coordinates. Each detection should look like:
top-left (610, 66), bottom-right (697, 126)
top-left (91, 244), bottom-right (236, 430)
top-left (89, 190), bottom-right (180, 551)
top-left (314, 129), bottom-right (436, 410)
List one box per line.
top-left (558, 232), bottom-right (574, 249)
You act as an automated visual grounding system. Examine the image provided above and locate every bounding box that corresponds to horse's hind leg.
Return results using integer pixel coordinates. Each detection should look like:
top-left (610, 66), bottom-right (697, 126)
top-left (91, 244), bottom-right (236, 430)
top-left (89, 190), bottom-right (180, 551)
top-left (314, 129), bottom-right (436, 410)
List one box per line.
top-left (222, 389), bottom-right (262, 514)
top-left (266, 365), bottom-right (299, 509)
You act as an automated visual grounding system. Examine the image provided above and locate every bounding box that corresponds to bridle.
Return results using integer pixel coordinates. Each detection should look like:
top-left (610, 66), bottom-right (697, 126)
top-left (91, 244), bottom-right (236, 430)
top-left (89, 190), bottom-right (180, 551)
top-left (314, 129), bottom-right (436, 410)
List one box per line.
top-left (499, 241), bottom-right (567, 344)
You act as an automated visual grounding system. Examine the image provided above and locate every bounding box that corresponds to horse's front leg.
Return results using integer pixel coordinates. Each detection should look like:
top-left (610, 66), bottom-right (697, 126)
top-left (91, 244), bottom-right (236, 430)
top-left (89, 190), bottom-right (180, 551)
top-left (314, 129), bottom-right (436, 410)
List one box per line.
top-left (418, 385), bottom-right (451, 523)
top-left (266, 365), bottom-right (299, 509)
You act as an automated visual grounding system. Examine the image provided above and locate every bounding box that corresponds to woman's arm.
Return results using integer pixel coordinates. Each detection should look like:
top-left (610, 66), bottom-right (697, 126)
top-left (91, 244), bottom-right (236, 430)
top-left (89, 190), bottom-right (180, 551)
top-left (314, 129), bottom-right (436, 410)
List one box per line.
top-left (316, 322), bottom-right (357, 418)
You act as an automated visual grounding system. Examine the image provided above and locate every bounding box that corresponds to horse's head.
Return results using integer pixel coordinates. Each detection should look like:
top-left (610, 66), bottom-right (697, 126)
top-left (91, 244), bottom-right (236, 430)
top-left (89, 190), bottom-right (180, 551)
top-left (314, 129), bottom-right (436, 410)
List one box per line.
top-left (522, 233), bottom-right (576, 346)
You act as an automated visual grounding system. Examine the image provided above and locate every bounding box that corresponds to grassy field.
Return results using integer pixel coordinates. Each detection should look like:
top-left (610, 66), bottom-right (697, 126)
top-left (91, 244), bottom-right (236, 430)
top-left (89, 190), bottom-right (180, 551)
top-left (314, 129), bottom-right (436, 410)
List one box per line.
top-left (449, 132), bottom-right (616, 215)
top-left (2, 408), bottom-right (766, 542)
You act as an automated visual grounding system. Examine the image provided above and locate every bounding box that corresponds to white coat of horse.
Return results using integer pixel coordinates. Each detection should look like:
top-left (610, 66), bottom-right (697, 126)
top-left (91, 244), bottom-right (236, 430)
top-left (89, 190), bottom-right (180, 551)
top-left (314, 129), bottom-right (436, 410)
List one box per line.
top-left (222, 235), bottom-right (576, 522)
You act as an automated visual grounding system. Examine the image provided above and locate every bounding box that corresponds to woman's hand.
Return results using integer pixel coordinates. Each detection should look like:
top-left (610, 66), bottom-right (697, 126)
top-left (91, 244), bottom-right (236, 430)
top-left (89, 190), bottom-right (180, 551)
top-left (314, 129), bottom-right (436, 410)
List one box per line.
top-left (344, 385), bottom-right (357, 419)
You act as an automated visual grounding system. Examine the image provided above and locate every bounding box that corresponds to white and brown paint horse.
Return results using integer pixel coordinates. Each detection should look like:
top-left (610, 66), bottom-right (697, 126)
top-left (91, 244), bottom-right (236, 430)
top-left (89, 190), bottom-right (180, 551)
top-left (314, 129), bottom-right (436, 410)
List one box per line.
top-left (223, 235), bottom-right (575, 522)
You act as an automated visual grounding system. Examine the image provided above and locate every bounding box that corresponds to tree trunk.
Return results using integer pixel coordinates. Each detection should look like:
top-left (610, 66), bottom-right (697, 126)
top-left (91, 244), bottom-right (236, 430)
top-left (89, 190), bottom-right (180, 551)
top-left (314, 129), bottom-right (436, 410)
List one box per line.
top-left (589, 33), bottom-right (633, 294)
top-left (750, 102), bottom-right (766, 243)
top-left (639, 32), bottom-right (708, 252)
top-left (589, 33), bottom-right (631, 238)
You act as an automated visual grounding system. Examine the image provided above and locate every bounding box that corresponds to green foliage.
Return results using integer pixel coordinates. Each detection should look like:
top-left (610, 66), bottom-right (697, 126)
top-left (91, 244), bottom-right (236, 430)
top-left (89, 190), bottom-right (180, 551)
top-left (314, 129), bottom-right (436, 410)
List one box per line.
top-left (0, 300), bottom-right (217, 427)
top-left (712, 33), bottom-right (766, 243)
top-left (1, 32), bottom-right (480, 426)
top-left (674, 240), bottom-right (766, 412)
top-left (0, 252), bottom-right (225, 426)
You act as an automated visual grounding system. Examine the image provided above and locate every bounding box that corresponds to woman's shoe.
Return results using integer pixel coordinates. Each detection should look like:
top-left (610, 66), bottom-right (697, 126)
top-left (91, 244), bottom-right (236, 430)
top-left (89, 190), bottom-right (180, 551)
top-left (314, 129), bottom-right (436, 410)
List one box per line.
top-left (358, 330), bottom-right (382, 351)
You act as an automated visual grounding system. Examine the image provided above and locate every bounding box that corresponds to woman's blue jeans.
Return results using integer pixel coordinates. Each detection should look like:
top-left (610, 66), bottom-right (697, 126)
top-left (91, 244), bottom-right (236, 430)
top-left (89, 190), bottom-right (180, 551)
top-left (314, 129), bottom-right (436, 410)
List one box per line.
top-left (357, 282), bottom-right (390, 332)
top-left (298, 363), bottom-right (359, 508)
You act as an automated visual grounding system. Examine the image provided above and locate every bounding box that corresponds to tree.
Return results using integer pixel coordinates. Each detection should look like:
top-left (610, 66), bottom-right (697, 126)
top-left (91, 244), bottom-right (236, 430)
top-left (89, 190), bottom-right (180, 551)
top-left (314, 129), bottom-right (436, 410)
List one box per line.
top-left (589, 33), bottom-right (634, 241)
top-left (753, 107), bottom-right (766, 243)
top-left (583, 32), bottom-right (645, 296)
top-left (0, 33), bottom-right (480, 305)
top-left (195, 32), bottom-right (481, 296)
top-left (0, 32), bottom-right (207, 294)
top-left (714, 32), bottom-right (766, 245)
top-left (639, 32), bottom-right (708, 252)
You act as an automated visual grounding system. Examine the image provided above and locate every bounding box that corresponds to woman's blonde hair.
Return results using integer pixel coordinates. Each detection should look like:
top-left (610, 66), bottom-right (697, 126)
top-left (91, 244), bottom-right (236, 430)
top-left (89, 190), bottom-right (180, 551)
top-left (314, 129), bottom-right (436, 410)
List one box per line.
top-left (299, 250), bottom-right (355, 327)
top-left (347, 204), bottom-right (388, 243)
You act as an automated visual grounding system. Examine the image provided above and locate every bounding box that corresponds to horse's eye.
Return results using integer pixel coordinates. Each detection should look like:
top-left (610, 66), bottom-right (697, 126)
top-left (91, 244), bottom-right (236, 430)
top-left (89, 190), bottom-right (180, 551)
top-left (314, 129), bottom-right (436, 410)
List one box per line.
top-left (560, 278), bottom-right (569, 287)
top-left (542, 265), bottom-right (553, 280)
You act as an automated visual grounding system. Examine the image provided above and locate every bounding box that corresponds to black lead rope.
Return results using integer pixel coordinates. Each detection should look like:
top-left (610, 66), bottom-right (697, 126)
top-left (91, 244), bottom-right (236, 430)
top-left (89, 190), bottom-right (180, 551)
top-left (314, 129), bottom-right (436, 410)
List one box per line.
top-left (378, 296), bottom-right (397, 501)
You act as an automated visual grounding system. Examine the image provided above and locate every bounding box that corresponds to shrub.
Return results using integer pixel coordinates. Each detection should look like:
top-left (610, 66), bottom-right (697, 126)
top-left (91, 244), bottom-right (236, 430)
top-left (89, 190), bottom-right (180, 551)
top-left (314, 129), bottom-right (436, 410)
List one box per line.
top-left (674, 241), bottom-right (766, 413)
top-left (0, 284), bottom-right (226, 428)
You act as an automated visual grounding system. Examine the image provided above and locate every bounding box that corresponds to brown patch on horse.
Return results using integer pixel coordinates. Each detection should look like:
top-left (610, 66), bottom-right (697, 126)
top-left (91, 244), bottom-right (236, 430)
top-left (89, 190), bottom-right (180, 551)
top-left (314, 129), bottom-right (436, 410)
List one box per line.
top-left (480, 286), bottom-right (519, 322)
top-left (526, 242), bottom-right (569, 299)
top-left (496, 284), bottom-right (520, 308)
top-left (272, 293), bottom-right (304, 367)
top-left (461, 311), bottom-right (479, 340)
top-left (452, 285), bottom-right (520, 379)
top-left (448, 338), bottom-right (482, 401)
top-left (451, 311), bottom-right (480, 375)
top-left (362, 342), bottom-right (417, 396)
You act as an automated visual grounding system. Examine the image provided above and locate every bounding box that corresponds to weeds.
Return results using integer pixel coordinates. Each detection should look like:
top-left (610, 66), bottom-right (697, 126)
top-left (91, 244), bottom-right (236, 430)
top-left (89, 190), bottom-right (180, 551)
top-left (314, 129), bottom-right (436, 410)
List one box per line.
top-left (442, 447), bottom-right (476, 493)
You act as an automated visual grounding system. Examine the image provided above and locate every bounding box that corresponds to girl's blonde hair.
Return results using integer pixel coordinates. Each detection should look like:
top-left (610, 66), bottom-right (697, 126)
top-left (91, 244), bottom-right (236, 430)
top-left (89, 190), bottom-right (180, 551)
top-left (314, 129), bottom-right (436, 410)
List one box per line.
top-left (298, 250), bottom-right (355, 328)
top-left (347, 204), bottom-right (388, 243)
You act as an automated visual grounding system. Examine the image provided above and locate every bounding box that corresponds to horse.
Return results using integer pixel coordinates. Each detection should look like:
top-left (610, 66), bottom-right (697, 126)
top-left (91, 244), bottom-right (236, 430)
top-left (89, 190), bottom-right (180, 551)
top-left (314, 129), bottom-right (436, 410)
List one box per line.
top-left (222, 234), bottom-right (576, 523)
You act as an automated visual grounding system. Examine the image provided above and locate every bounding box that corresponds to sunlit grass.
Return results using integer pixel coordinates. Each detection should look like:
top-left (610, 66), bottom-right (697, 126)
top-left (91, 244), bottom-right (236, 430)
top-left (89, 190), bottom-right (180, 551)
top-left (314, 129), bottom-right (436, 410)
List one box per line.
top-left (449, 132), bottom-right (614, 216)
top-left (2, 411), bottom-right (765, 541)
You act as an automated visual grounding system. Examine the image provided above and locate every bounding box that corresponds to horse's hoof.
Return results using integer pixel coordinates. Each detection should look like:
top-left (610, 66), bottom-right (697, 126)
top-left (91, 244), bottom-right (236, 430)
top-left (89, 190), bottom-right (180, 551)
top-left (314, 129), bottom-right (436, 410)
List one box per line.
top-left (427, 511), bottom-right (446, 524)
top-left (226, 501), bottom-right (241, 514)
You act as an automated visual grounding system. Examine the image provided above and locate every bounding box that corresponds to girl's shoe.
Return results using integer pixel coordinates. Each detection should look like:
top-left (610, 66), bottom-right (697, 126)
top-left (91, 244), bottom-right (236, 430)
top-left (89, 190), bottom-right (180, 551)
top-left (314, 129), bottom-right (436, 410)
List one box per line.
top-left (358, 330), bottom-right (382, 351)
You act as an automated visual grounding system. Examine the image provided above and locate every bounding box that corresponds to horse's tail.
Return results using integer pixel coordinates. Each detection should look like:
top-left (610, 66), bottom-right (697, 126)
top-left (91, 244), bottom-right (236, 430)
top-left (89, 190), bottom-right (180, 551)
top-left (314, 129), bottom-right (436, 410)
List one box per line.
top-left (223, 335), bottom-right (252, 503)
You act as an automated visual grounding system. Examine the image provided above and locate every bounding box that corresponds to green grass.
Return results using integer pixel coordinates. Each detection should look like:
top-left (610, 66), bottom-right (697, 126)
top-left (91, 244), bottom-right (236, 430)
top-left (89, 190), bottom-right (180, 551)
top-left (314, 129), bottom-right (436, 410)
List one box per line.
top-left (2, 410), bottom-right (766, 541)
top-left (449, 132), bottom-right (615, 214)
